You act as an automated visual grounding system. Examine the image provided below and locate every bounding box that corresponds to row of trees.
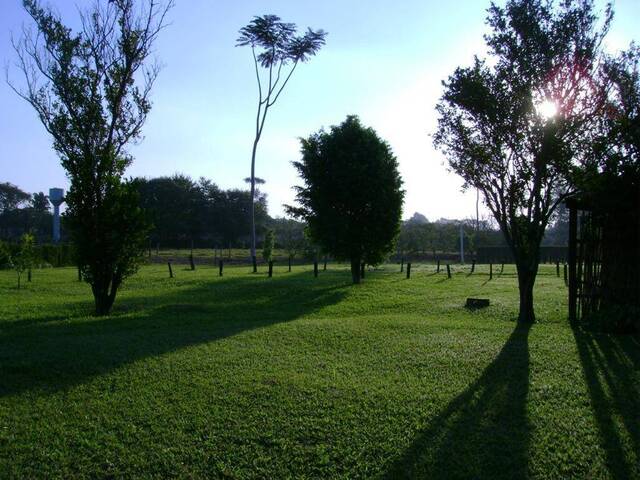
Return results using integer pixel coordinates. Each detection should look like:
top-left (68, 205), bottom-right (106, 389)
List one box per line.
top-left (0, 183), bottom-right (52, 241)
top-left (9, 0), bottom-right (637, 323)
top-left (137, 175), bottom-right (268, 248)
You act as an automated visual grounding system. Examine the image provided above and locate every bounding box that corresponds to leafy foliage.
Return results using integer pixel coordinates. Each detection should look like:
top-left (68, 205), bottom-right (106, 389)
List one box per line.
top-left (10, 0), bottom-right (172, 314)
top-left (0, 183), bottom-right (31, 213)
top-left (289, 116), bottom-right (404, 283)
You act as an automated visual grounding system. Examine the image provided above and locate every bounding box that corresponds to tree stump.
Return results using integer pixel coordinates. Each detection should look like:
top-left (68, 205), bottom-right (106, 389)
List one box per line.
top-left (466, 298), bottom-right (490, 309)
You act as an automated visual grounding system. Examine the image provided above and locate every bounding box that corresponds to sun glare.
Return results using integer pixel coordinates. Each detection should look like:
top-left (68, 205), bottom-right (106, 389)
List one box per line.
top-left (537, 99), bottom-right (558, 120)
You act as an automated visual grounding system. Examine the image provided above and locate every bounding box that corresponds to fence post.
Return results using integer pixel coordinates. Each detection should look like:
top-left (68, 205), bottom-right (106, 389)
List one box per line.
top-left (556, 260), bottom-right (560, 277)
top-left (489, 262), bottom-right (493, 280)
top-left (168, 262), bottom-right (173, 278)
top-left (500, 263), bottom-right (504, 274)
top-left (446, 264), bottom-right (451, 279)
top-left (401, 256), bottom-right (404, 273)
top-left (406, 262), bottom-right (411, 279)
top-left (219, 260), bottom-right (223, 277)
top-left (323, 256), bottom-right (327, 271)
top-left (470, 260), bottom-right (475, 274)
top-left (313, 261), bottom-right (318, 278)
top-left (268, 261), bottom-right (273, 278)
top-left (189, 254), bottom-right (195, 271)
top-left (436, 259), bottom-right (440, 273)
top-left (564, 263), bottom-right (568, 286)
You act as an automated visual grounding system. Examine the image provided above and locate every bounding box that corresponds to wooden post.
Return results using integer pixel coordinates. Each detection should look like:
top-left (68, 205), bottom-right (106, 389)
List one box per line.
top-left (470, 260), bottom-right (475, 274)
top-left (252, 255), bottom-right (257, 273)
top-left (189, 254), bottom-right (195, 271)
top-left (313, 261), bottom-right (318, 278)
top-left (489, 262), bottom-right (493, 280)
top-left (564, 263), bottom-right (568, 286)
top-left (500, 263), bottom-right (504, 274)
top-left (168, 262), bottom-right (173, 278)
top-left (436, 259), bottom-right (440, 273)
top-left (219, 260), bottom-right (223, 277)
top-left (323, 256), bottom-right (327, 271)
top-left (446, 264), bottom-right (451, 279)
top-left (400, 256), bottom-right (404, 273)
top-left (268, 261), bottom-right (273, 278)
top-left (360, 262), bottom-right (365, 279)
top-left (556, 260), bottom-right (560, 277)
top-left (406, 262), bottom-right (411, 279)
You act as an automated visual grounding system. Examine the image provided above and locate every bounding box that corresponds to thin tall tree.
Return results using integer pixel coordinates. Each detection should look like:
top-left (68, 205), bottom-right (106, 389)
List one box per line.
top-left (237, 15), bottom-right (326, 272)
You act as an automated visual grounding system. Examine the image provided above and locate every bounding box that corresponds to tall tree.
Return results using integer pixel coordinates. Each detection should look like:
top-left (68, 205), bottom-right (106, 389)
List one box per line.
top-left (288, 115), bottom-right (404, 284)
top-left (237, 15), bottom-right (327, 272)
top-left (10, 0), bottom-right (172, 315)
top-left (434, 0), bottom-right (611, 322)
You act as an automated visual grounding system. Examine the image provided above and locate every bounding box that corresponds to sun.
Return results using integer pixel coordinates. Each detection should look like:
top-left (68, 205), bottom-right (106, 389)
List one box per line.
top-left (536, 99), bottom-right (558, 120)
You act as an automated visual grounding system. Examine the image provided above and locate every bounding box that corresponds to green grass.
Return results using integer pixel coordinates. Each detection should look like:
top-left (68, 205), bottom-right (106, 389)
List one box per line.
top-left (0, 264), bottom-right (637, 479)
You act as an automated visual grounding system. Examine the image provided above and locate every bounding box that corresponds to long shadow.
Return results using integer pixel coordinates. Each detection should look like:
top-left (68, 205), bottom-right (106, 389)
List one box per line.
top-left (573, 329), bottom-right (640, 479)
top-left (0, 272), bottom-right (348, 398)
top-left (385, 322), bottom-right (532, 479)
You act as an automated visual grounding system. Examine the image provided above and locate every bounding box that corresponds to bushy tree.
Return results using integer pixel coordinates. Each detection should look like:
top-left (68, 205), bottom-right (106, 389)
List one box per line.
top-left (262, 229), bottom-right (275, 262)
top-left (434, 0), bottom-right (611, 322)
top-left (288, 115), bottom-right (404, 283)
top-left (10, 0), bottom-right (172, 314)
top-left (14, 233), bottom-right (35, 289)
top-left (237, 15), bottom-right (327, 271)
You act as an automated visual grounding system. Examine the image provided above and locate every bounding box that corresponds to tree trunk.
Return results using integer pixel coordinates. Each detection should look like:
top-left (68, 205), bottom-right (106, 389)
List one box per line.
top-left (92, 280), bottom-right (119, 316)
top-left (250, 138), bottom-right (258, 273)
top-left (515, 261), bottom-right (538, 323)
top-left (350, 257), bottom-right (361, 284)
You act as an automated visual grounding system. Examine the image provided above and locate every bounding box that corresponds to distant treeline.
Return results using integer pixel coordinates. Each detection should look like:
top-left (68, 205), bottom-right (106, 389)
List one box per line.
top-left (1, 176), bottom-right (568, 260)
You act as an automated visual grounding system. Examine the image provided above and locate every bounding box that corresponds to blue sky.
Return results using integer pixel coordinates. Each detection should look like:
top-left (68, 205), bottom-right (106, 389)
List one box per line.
top-left (1, 0), bottom-right (638, 219)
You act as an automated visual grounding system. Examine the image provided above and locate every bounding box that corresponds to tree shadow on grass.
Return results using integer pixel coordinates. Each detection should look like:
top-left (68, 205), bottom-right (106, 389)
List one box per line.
top-left (573, 329), bottom-right (640, 479)
top-left (385, 322), bottom-right (532, 479)
top-left (0, 272), bottom-right (348, 398)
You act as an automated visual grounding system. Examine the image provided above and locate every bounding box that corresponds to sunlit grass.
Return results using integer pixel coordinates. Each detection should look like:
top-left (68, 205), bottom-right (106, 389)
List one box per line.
top-left (0, 264), bottom-right (637, 479)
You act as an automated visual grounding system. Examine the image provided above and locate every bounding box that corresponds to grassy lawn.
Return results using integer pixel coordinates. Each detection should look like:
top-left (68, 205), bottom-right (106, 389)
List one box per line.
top-left (0, 264), bottom-right (637, 479)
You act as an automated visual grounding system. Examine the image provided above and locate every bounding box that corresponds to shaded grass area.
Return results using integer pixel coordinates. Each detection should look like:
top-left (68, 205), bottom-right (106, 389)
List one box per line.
top-left (0, 264), bottom-right (637, 478)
